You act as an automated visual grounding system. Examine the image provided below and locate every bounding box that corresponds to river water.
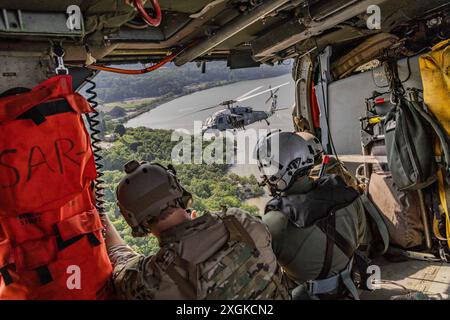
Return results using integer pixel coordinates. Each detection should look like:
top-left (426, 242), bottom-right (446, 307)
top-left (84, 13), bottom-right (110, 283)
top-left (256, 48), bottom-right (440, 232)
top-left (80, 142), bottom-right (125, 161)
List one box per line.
top-left (125, 74), bottom-right (295, 132)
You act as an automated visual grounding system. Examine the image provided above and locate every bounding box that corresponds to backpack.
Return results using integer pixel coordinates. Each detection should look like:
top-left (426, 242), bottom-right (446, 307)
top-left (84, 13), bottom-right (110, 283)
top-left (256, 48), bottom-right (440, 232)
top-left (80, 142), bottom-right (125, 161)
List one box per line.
top-left (0, 75), bottom-right (112, 299)
top-left (368, 171), bottom-right (425, 249)
top-left (265, 175), bottom-right (374, 300)
top-left (384, 97), bottom-right (437, 190)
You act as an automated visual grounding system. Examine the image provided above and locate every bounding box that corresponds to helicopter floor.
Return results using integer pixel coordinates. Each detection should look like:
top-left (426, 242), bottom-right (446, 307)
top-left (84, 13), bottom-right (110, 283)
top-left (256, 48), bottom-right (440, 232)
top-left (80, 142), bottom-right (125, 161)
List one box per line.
top-left (360, 257), bottom-right (450, 300)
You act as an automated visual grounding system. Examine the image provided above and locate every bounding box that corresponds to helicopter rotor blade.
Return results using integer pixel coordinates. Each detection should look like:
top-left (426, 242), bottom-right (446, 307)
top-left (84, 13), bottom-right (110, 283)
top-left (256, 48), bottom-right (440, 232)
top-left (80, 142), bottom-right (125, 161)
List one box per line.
top-left (235, 86), bottom-right (263, 100)
top-left (174, 103), bottom-right (221, 120)
top-left (237, 82), bottom-right (290, 102)
top-left (177, 97), bottom-right (239, 118)
top-left (196, 104), bottom-right (223, 113)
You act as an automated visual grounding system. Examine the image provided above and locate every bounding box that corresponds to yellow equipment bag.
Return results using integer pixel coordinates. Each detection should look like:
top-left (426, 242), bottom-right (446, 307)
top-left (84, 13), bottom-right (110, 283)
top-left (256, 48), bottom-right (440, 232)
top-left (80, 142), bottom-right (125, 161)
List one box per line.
top-left (419, 39), bottom-right (450, 134)
top-left (419, 39), bottom-right (450, 248)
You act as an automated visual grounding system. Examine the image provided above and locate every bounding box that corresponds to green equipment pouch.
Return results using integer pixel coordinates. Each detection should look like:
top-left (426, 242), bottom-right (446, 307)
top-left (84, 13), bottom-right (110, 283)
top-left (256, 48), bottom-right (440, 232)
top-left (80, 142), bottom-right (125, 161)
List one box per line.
top-left (384, 98), bottom-right (436, 190)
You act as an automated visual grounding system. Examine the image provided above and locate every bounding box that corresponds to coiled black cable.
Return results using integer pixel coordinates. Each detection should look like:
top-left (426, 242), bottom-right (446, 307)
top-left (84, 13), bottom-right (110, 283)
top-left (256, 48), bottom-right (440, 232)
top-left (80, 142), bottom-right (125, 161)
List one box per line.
top-left (84, 78), bottom-right (106, 215)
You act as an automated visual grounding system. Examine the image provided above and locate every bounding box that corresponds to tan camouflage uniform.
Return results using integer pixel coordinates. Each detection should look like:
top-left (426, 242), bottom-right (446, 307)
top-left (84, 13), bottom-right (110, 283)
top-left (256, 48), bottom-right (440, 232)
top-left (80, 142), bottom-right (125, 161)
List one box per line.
top-left (108, 208), bottom-right (289, 300)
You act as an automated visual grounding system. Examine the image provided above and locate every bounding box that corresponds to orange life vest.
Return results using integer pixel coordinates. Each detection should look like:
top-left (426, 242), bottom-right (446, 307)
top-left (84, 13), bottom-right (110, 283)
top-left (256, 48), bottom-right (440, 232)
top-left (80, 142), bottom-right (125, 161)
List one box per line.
top-left (0, 75), bottom-right (112, 299)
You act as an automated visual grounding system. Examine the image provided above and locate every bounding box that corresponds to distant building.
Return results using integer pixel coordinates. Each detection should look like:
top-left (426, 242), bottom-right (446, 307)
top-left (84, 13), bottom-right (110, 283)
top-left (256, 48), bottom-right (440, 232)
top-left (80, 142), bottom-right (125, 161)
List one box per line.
top-left (104, 133), bottom-right (118, 142)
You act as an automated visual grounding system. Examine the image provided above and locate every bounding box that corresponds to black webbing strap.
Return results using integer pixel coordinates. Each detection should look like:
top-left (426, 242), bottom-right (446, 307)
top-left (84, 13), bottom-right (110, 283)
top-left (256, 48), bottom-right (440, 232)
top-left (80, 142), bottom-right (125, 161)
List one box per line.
top-left (31, 228), bottom-right (102, 286)
top-left (0, 267), bottom-right (13, 286)
top-left (56, 233), bottom-right (84, 251)
top-left (57, 232), bottom-right (101, 250)
top-left (0, 87), bottom-right (30, 98)
top-left (0, 229), bottom-right (100, 288)
top-left (15, 99), bottom-right (73, 125)
top-left (317, 217), bottom-right (355, 260)
top-left (55, 224), bottom-right (101, 251)
top-left (316, 213), bottom-right (356, 279)
top-left (331, 232), bottom-right (355, 259)
top-left (86, 233), bottom-right (101, 246)
top-left (35, 266), bottom-right (53, 285)
top-left (354, 250), bottom-right (372, 291)
top-left (316, 214), bottom-right (336, 280)
top-left (314, 214), bottom-right (361, 298)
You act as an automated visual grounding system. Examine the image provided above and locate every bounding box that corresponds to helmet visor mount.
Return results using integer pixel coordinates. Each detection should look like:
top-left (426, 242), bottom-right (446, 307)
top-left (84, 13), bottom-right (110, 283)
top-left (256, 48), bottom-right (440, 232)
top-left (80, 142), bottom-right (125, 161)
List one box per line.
top-left (259, 157), bottom-right (313, 195)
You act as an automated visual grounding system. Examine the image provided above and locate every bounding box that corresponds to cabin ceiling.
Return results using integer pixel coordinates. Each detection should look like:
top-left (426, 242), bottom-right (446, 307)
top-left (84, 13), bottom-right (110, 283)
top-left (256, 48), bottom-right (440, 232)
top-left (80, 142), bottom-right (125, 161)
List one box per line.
top-left (0, 0), bottom-right (448, 69)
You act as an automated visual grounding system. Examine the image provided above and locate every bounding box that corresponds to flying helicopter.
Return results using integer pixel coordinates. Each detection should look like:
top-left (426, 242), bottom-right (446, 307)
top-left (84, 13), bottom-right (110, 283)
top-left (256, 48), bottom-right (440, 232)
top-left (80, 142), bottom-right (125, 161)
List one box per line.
top-left (195, 82), bottom-right (290, 133)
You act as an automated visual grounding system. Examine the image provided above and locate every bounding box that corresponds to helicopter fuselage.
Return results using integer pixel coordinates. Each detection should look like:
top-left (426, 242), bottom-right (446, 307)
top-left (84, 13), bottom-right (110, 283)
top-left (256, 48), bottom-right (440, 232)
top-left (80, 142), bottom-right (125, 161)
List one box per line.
top-left (202, 106), bottom-right (271, 132)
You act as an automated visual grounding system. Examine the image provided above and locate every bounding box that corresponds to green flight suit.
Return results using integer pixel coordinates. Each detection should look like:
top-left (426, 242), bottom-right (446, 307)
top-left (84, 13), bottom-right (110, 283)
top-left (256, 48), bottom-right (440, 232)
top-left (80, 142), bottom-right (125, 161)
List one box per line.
top-left (263, 177), bottom-right (371, 288)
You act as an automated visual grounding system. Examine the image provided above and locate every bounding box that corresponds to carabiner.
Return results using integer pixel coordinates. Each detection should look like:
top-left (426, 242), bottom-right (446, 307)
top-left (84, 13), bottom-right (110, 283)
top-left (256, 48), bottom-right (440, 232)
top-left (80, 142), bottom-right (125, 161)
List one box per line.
top-left (51, 44), bottom-right (69, 75)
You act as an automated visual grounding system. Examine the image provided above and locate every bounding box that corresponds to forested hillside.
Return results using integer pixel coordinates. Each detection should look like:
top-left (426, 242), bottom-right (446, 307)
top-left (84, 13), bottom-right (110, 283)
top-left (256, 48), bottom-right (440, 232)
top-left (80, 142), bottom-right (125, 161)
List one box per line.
top-left (103, 127), bottom-right (264, 255)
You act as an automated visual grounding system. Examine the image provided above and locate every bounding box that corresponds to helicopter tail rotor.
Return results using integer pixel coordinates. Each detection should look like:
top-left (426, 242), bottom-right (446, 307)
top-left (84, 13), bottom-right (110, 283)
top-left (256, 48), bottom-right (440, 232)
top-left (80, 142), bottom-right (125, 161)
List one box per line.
top-left (265, 86), bottom-right (280, 114)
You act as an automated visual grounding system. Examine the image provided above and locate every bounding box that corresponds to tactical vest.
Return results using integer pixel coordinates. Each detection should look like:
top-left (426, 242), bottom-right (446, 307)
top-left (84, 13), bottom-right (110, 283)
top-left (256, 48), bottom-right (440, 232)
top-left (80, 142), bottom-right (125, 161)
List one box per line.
top-left (157, 214), bottom-right (289, 300)
top-left (0, 75), bottom-right (112, 299)
top-left (265, 175), bottom-right (366, 299)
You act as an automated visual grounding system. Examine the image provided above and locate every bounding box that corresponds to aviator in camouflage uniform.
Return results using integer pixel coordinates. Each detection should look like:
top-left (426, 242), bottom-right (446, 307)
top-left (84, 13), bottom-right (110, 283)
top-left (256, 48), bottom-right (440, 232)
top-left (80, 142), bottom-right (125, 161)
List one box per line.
top-left (108, 208), bottom-right (289, 300)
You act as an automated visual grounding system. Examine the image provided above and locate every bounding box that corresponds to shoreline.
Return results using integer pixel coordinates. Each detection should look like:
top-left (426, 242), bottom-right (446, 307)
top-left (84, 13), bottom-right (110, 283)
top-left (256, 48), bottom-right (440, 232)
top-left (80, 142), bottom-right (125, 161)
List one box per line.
top-left (110, 79), bottom-right (256, 124)
top-left (109, 73), bottom-right (291, 125)
top-left (105, 78), bottom-right (241, 124)
top-left (123, 73), bottom-right (294, 131)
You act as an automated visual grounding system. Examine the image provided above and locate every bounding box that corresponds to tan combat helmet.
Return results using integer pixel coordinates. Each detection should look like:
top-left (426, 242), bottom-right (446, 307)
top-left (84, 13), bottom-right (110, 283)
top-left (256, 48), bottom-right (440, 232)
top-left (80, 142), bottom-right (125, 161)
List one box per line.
top-left (116, 160), bottom-right (192, 237)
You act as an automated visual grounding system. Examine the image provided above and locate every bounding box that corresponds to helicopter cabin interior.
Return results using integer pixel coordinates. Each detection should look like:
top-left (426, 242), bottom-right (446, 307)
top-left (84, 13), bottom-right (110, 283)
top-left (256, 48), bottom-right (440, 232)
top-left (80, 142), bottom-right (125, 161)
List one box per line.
top-left (0, 0), bottom-right (449, 299)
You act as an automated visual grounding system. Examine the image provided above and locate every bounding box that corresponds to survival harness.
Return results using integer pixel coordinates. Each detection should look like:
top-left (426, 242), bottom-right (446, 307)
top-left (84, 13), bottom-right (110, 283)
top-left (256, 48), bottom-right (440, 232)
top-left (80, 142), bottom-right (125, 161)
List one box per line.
top-left (0, 75), bottom-right (112, 299)
top-left (265, 174), bottom-right (388, 300)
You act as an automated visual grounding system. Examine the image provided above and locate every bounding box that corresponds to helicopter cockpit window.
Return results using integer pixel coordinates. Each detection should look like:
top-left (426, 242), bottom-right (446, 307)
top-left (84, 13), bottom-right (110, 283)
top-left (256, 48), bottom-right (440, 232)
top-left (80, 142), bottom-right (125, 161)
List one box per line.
top-left (218, 117), bottom-right (224, 124)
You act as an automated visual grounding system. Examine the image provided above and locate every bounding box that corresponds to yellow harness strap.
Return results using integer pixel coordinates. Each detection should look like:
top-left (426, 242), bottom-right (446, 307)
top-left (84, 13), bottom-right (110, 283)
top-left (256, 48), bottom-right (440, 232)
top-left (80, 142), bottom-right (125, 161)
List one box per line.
top-left (434, 165), bottom-right (450, 248)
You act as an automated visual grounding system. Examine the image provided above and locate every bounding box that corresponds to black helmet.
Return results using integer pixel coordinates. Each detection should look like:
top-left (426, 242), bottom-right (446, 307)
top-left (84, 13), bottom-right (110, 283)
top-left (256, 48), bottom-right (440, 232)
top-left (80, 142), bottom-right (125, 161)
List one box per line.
top-left (116, 160), bottom-right (192, 237)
